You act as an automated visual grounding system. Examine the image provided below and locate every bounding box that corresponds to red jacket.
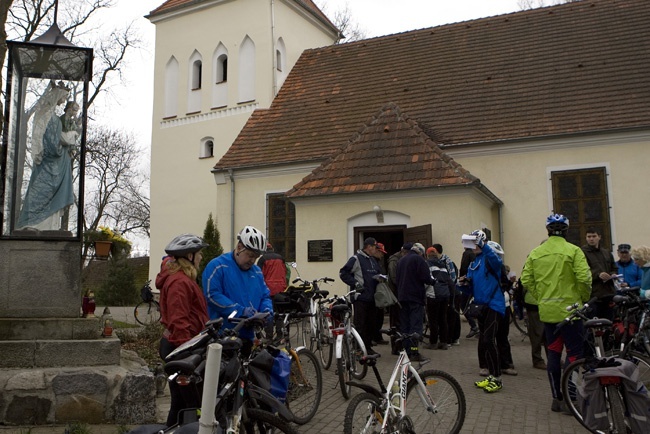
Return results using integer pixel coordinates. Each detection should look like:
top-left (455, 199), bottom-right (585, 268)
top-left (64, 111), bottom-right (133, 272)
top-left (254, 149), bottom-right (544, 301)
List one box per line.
top-left (156, 261), bottom-right (209, 346)
top-left (257, 252), bottom-right (287, 296)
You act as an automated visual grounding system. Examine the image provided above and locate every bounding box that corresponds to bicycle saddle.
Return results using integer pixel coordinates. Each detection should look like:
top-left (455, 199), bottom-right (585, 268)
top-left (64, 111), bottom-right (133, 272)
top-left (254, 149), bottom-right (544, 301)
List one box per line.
top-left (584, 318), bottom-right (613, 329)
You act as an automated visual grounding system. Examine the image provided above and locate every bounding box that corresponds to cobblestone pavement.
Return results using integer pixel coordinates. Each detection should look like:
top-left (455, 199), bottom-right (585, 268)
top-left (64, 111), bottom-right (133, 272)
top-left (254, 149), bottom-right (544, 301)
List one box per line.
top-left (0, 314), bottom-right (585, 433)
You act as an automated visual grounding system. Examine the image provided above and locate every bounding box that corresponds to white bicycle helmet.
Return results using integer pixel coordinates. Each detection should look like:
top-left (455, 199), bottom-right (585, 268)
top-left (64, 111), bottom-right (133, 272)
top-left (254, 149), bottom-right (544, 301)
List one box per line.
top-left (487, 240), bottom-right (504, 258)
top-left (165, 234), bottom-right (208, 257)
top-left (237, 225), bottom-right (267, 254)
top-left (470, 229), bottom-right (487, 246)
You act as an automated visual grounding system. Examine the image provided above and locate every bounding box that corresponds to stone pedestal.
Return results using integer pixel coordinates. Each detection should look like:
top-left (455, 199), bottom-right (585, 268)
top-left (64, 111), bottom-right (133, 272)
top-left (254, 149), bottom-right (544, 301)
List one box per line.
top-left (0, 240), bottom-right (156, 425)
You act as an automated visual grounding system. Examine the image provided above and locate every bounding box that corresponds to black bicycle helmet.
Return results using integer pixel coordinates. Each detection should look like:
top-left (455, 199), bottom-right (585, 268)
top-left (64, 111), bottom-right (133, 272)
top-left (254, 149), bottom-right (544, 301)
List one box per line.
top-left (164, 234), bottom-right (208, 257)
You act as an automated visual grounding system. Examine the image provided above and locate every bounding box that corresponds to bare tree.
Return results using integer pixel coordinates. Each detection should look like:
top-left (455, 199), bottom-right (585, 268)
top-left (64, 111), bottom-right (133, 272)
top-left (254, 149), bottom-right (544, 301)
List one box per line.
top-left (314, 0), bottom-right (367, 43)
top-left (2, 0), bottom-right (150, 254)
top-left (82, 125), bottom-right (149, 259)
top-left (518, 0), bottom-right (579, 9)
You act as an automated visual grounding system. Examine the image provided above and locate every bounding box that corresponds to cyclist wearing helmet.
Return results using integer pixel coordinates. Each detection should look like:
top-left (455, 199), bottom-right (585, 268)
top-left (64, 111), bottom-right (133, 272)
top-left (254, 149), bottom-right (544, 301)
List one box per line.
top-left (459, 230), bottom-right (506, 393)
top-left (156, 233), bottom-right (210, 427)
top-left (202, 225), bottom-right (273, 345)
top-left (521, 213), bottom-right (591, 413)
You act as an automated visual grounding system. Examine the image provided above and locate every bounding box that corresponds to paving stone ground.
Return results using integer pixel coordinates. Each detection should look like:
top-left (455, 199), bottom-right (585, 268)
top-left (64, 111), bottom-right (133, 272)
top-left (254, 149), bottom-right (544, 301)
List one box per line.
top-left (0, 309), bottom-right (585, 433)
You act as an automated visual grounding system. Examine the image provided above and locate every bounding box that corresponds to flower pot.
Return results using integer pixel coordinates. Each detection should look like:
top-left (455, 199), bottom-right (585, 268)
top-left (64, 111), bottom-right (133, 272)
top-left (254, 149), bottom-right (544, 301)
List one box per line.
top-left (94, 240), bottom-right (112, 259)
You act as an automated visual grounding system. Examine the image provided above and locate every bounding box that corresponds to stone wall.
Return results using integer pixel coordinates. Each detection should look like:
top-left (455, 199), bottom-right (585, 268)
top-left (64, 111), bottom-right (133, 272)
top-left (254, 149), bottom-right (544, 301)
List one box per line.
top-left (0, 350), bottom-right (157, 425)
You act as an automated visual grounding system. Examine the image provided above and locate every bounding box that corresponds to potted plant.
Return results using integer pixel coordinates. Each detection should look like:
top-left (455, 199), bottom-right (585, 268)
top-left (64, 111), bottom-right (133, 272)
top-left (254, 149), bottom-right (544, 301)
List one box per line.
top-left (84, 226), bottom-right (132, 259)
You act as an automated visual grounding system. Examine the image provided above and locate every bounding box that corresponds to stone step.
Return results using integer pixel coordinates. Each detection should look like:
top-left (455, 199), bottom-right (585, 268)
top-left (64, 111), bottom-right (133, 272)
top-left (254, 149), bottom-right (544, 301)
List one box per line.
top-left (0, 336), bottom-right (121, 368)
top-left (0, 317), bottom-right (101, 340)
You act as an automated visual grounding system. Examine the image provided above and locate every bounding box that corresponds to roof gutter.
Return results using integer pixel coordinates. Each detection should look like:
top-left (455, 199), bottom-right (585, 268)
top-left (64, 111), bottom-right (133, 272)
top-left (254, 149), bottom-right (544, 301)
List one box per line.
top-left (229, 169), bottom-right (235, 250)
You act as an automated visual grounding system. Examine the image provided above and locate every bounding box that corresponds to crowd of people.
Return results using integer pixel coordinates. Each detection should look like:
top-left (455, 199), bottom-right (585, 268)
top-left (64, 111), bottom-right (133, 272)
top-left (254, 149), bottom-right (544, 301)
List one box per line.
top-left (154, 217), bottom-right (650, 423)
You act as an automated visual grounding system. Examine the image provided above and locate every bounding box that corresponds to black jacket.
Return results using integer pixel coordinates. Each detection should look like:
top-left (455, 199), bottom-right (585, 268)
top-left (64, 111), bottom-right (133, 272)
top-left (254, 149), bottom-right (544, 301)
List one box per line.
top-left (339, 250), bottom-right (381, 304)
top-left (396, 250), bottom-right (435, 305)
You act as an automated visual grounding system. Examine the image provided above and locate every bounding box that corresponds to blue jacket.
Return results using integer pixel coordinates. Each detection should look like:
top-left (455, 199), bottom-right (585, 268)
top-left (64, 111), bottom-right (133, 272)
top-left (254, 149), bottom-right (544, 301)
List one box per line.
top-left (466, 243), bottom-right (506, 316)
top-left (339, 250), bottom-right (380, 303)
top-left (616, 260), bottom-right (643, 289)
top-left (202, 251), bottom-right (273, 339)
top-left (396, 250), bottom-right (435, 305)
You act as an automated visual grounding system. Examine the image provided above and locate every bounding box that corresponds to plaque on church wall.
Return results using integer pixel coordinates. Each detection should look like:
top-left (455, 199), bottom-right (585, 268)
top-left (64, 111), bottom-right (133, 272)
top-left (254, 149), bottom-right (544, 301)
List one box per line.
top-left (307, 239), bottom-right (333, 262)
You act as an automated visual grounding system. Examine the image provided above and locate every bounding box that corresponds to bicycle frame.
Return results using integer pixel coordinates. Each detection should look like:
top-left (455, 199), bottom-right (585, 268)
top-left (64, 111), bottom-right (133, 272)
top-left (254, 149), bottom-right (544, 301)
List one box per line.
top-left (332, 312), bottom-right (366, 359)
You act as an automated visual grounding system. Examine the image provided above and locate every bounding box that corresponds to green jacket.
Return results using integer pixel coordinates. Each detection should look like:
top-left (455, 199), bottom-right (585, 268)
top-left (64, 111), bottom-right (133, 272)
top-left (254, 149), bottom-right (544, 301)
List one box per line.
top-left (521, 236), bottom-right (592, 323)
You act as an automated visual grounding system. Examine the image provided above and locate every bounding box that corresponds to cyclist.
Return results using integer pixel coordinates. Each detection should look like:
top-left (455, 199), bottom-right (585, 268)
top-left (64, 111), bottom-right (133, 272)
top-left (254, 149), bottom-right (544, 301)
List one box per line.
top-left (156, 233), bottom-right (210, 427)
top-left (202, 225), bottom-right (273, 354)
top-left (459, 230), bottom-right (506, 393)
top-left (521, 213), bottom-right (592, 412)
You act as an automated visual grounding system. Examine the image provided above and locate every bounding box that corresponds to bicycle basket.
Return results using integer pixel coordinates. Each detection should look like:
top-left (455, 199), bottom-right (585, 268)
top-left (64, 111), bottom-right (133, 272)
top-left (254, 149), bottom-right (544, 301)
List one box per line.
top-left (141, 284), bottom-right (154, 302)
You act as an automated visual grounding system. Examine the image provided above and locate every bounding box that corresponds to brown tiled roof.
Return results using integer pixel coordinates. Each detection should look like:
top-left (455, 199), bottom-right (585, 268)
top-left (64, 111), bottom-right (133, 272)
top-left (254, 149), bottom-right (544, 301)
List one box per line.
top-left (285, 103), bottom-right (479, 198)
top-left (216, 0), bottom-right (650, 171)
top-left (148, 0), bottom-right (338, 33)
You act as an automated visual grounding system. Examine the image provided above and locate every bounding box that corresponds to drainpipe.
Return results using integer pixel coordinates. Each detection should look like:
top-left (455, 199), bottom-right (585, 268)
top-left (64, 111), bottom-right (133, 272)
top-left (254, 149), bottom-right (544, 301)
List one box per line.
top-left (229, 169), bottom-right (235, 250)
top-left (270, 0), bottom-right (278, 97)
top-left (497, 203), bottom-right (504, 248)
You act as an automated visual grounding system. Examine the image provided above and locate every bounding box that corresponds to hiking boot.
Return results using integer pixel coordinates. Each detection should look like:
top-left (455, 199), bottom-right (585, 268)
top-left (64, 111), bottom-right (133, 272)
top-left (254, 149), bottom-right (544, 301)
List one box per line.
top-left (479, 368), bottom-right (489, 376)
top-left (483, 377), bottom-right (502, 393)
top-left (474, 375), bottom-right (493, 389)
top-left (502, 368), bottom-right (518, 376)
top-left (551, 398), bottom-right (568, 413)
top-left (466, 327), bottom-right (480, 338)
top-left (533, 361), bottom-right (547, 370)
top-left (437, 342), bottom-right (448, 350)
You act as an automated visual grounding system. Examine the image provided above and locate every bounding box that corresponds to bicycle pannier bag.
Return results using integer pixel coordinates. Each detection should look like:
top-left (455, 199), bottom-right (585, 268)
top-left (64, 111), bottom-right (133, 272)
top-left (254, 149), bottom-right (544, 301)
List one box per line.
top-left (374, 281), bottom-right (398, 308)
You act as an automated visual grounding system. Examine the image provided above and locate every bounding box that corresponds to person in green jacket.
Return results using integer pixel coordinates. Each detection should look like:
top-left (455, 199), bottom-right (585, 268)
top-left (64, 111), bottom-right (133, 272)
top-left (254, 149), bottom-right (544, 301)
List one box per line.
top-left (521, 213), bottom-right (592, 413)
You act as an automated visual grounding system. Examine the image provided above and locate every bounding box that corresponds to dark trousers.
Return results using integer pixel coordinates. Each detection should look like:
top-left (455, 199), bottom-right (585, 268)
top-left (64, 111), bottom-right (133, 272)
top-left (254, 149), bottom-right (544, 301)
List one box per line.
top-left (544, 320), bottom-right (584, 400)
top-left (399, 301), bottom-right (425, 355)
top-left (373, 306), bottom-right (385, 341)
top-left (353, 300), bottom-right (376, 352)
top-left (526, 306), bottom-right (547, 365)
top-left (477, 308), bottom-right (501, 377)
top-left (425, 297), bottom-right (449, 345)
top-left (448, 292), bottom-right (462, 341)
top-left (160, 337), bottom-right (203, 427)
top-left (389, 301), bottom-right (401, 353)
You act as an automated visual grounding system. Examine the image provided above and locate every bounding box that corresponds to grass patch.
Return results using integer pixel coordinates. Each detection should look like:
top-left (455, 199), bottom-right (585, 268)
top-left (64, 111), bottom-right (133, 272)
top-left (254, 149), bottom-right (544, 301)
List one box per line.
top-left (114, 320), bottom-right (139, 329)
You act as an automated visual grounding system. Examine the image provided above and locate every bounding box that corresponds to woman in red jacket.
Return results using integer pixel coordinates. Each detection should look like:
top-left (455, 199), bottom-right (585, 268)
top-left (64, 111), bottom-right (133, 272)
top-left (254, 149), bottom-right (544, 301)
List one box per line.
top-left (156, 233), bottom-right (209, 427)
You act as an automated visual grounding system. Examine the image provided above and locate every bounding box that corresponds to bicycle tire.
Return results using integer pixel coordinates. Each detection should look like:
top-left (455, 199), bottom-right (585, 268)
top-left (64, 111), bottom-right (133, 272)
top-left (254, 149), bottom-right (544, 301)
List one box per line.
top-left (286, 347), bottom-right (322, 424)
top-left (605, 384), bottom-right (627, 434)
top-left (343, 392), bottom-right (383, 434)
top-left (316, 309), bottom-right (333, 370)
top-left (338, 337), bottom-right (352, 399)
top-left (242, 407), bottom-right (300, 434)
top-left (133, 301), bottom-right (161, 325)
top-left (405, 369), bottom-right (466, 434)
top-left (350, 333), bottom-right (367, 380)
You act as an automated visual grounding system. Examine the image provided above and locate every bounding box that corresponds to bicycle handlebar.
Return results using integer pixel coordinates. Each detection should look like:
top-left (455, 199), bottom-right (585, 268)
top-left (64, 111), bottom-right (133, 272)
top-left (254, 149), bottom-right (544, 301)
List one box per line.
top-left (555, 296), bottom-right (598, 334)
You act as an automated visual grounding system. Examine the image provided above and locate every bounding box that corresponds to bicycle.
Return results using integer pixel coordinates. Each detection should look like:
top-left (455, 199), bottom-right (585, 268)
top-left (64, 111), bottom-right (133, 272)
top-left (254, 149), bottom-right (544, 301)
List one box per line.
top-left (290, 275), bottom-right (335, 369)
top-left (329, 289), bottom-right (368, 399)
top-left (133, 280), bottom-right (161, 325)
top-left (343, 327), bottom-right (466, 434)
top-left (271, 310), bottom-right (324, 425)
top-left (559, 295), bottom-right (650, 434)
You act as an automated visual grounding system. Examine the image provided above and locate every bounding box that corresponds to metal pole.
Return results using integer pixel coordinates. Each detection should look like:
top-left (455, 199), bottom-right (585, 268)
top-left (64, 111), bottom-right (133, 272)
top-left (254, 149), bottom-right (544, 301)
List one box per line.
top-left (198, 343), bottom-right (223, 434)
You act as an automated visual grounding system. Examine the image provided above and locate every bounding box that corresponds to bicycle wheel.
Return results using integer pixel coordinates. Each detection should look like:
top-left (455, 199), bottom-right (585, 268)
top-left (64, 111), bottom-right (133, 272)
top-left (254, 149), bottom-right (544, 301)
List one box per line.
top-left (338, 337), bottom-right (352, 399)
top-left (343, 392), bottom-right (383, 434)
top-left (134, 301), bottom-right (161, 325)
top-left (405, 369), bottom-right (466, 434)
top-left (512, 311), bottom-right (528, 336)
top-left (301, 316), bottom-right (311, 348)
top-left (315, 308), bottom-right (333, 370)
top-left (350, 333), bottom-right (367, 380)
top-left (605, 384), bottom-right (627, 434)
top-left (241, 407), bottom-right (300, 434)
top-left (286, 347), bottom-right (322, 424)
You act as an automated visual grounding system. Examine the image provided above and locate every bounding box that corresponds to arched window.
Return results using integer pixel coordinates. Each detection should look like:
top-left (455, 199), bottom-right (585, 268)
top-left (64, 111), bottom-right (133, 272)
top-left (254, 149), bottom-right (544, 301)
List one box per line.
top-left (200, 137), bottom-right (214, 158)
top-left (188, 50), bottom-right (203, 113)
top-left (213, 43), bottom-right (229, 108)
top-left (164, 56), bottom-right (179, 118)
top-left (275, 37), bottom-right (288, 91)
top-left (238, 36), bottom-right (256, 103)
